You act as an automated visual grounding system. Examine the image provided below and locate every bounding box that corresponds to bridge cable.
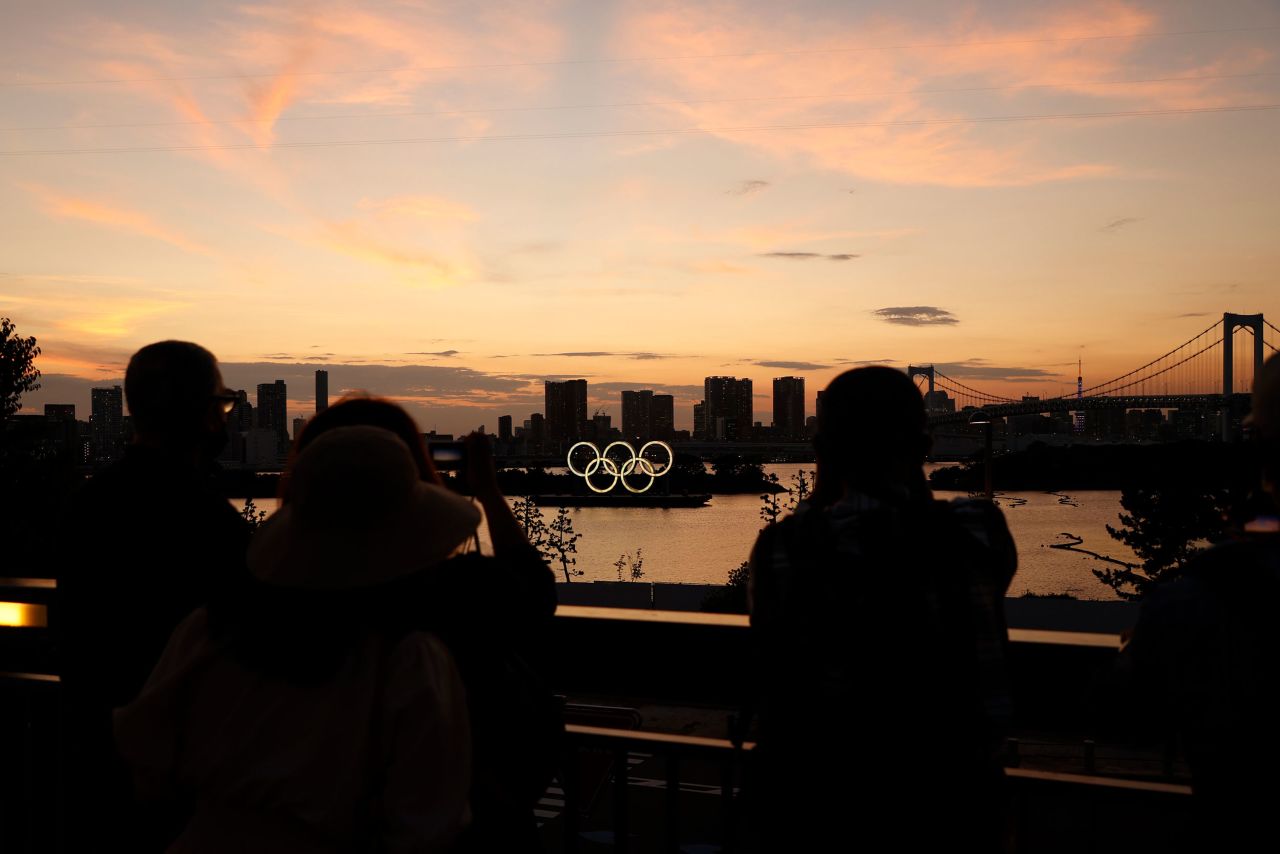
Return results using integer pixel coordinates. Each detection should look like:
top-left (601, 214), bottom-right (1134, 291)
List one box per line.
top-left (1095, 338), bottom-right (1223, 397)
top-left (1077, 319), bottom-right (1220, 396)
top-left (932, 372), bottom-right (1016, 403)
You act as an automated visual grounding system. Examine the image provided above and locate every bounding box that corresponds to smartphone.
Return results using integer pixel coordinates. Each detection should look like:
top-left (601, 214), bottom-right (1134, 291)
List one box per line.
top-left (428, 441), bottom-right (470, 494)
top-left (428, 441), bottom-right (467, 471)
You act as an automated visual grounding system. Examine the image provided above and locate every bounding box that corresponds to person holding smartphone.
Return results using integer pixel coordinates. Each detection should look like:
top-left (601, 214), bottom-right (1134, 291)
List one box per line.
top-left (267, 396), bottom-right (560, 852)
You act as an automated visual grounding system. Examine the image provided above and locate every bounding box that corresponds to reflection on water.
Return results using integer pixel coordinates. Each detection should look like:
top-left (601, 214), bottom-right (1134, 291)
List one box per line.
top-left (233, 463), bottom-right (1135, 600)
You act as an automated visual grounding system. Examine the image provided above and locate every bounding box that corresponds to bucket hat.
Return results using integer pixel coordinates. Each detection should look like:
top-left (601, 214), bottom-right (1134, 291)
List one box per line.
top-left (248, 425), bottom-right (481, 589)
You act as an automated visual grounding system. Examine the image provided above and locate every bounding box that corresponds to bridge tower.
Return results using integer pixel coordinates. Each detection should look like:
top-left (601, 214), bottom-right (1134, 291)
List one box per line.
top-left (1222, 313), bottom-right (1266, 398)
top-left (907, 365), bottom-right (935, 396)
top-left (1222, 313), bottom-right (1265, 440)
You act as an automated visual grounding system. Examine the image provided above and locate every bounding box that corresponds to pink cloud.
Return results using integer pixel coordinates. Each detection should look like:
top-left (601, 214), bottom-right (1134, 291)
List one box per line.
top-left (610, 1), bottom-right (1272, 186)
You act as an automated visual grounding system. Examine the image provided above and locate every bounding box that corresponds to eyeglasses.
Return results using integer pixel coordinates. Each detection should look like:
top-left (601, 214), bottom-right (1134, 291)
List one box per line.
top-left (211, 393), bottom-right (240, 414)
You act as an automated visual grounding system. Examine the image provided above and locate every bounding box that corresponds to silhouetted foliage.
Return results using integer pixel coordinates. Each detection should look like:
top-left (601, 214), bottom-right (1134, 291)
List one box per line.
top-left (702, 561), bottom-right (749, 613)
top-left (612, 547), bottom-right (644, 582)
top-left (546, 506), bottom-right (583, 582)
top-left (0, 317), bottom-right (41, 422)
top-left (760, 473), bottom-right (785, 526)
top-left (929, 441), bottom-right (1250, 491)
top-left (710, 454), bottom-right (776, 493)
top-left (786, 469), bottom-right (814, 510)
top-left (239, 497), bottom-right (269, 532)
top-left (511, 497), bottom-right (550, 558)
top-left (1094, 486), bottom-right (1233, 599)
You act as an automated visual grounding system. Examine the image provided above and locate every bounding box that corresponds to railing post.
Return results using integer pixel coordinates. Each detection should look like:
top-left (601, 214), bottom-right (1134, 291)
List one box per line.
top-left (562, 756), bottom-right (580, 854)
top-left (613, 747), bottom-right (630, 853)
top-left (721, 759), bottom-right (736, 854)
top-left (1083, 738), bottom-right (1096, 774)
top-left (665, 755), bottom-right (680, 853)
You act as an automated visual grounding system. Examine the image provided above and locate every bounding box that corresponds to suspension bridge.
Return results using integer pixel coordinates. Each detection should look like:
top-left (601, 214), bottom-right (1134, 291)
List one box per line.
top-left (912, 312), bottom-right (1279, 434)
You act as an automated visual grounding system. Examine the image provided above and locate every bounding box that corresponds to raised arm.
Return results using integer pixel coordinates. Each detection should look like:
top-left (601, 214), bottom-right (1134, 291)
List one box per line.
top-left (464, 432), bottom-right (534, 559)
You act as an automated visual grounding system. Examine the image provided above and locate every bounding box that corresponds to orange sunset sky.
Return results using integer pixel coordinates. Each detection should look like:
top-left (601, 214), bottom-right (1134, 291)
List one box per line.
top-left (3, 0), bottom-right (1278, 433)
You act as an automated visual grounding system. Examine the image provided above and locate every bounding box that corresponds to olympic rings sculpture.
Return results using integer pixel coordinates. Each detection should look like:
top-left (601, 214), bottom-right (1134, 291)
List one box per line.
top-left (567, 440), bottom-right (674, 494)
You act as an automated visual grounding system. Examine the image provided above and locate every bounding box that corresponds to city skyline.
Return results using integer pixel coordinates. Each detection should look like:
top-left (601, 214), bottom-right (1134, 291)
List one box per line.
top-left (4, 0), bottom-right (1279, 435)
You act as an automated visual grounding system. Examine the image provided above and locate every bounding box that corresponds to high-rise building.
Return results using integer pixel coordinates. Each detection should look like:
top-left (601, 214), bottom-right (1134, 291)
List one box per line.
top-left (257, 380), bottom-right (289, 452)
top-left (498, 415), bottom-right (513, 442)
top-left (90, 385), bottom-right (125, 464)
top-left (227, 389), bottom-right (254, 432)
top-left (816, 389), bottom-right (826, 424)
top-left (704, 376), bottom-right (753, 441)
top-left (315, 370), bottom-right (329, 413)
top-left (220, 389), bottom-right (252, 467)
top-left (621, 390), bottom-right (654, 440)
top-left (772, 377), bottom-right (805, 440)
top-left (528, 412), bottom-right (546, 450)
top-left (923, 390), bottom-right (955, 414)
top-left (293, 416), bottom-right (309, 441)
top-left (544, 379), bottom-right (587, 446)
top-left (651, 394), bottom-right (674, 441)
top-left (693, 402), bottom-right (706, 440)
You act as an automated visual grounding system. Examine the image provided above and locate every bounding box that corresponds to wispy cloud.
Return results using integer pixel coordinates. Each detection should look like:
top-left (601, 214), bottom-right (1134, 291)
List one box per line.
top-left (1100, 216), bottom-right (1141, 233)
top-left (934, 359), bottom-right (1064, 382)
top-left (26, 185), bottom-right (217, 258)
top-left (726, 180), bottom-right (770, 196)
top-left (872, 306), bottom-right (959, 326)
top-left (758, 251), bottom-right (860, 261)
top-left (531, 351), bottom-right (677, 360)
top-left (405, 350), bottom-right (461, 357)
top-left (753, 360), bottom-right (832, 371)
top-left (617, 1), bottom-right (1262, 187)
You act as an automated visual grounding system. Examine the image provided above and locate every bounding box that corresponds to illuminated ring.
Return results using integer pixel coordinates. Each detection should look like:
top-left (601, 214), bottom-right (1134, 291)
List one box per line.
top-left (566, 440), bottom-right (674, 494)
top-left (568, 441), bottom-right (618, 493)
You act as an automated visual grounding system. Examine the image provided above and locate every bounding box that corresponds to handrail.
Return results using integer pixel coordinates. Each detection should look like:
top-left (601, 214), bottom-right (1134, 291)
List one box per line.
top-left (0, 589), bottom-right (1125, 649)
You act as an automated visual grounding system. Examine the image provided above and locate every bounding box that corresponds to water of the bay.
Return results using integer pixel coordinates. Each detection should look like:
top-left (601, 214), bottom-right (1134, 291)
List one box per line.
top-left (235, 464), bottom-right (1134, 600)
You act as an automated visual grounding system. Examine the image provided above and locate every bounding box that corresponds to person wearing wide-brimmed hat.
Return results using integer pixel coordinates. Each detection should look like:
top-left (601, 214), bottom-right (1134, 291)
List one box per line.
top-left (114, 426), bottom-right (475, 854)
top-left (1121, 353), bottom-right (1280, 850)
top-left (258, 395), bottom-right (561, 854)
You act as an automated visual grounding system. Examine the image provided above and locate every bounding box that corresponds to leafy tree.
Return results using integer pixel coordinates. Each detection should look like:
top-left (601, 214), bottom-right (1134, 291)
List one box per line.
top-left (628, 548), bottom-right (645, 581)
top-left (240, 497), bottom-right (269, 532)
top-left (0, 318), bottom-right (41, 423)
top-left (613, 548), bottom-right (645, 581)
top-left (1093, 486), bottom-right (1233, 600)
top-left (512, 496), bottom-right (550, 558)
top-left (786, 469), bottom-right (814, 511)
top-left (546, 506), bottom-right (583, 582)
top-left (759, 472), bottom-right (785, 526)
top-left (702, 560), bottom-right (749, 613)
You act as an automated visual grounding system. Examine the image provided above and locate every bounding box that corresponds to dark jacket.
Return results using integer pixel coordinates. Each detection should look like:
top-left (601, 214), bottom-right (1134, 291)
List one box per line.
top-left (748, 492), bottom-right (1017, 850)
top-left (1122, 530), bottom-right (1280, 846)
top-left (57, 445), bottom-right (250, 850)
top-left (214, 542), bottom-right (560, 853)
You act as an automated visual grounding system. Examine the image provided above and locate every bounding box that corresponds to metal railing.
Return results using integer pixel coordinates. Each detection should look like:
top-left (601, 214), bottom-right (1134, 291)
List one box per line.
top-left (2, 577), bottom-right (1194, 854)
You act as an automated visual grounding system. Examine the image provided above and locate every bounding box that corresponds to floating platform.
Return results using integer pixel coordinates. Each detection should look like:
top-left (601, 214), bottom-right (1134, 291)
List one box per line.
top-left (529, 493), bottom-right (712, 508)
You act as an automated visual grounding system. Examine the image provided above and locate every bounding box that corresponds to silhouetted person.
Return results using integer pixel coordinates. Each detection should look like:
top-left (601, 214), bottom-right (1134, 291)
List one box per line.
top-left (232, 397), bottom-right (559, 852)
top-left (115, 426), bottom-right (473, 853)
top-left (58, 341), bottom-right (250, 851)
top-left (1121, 353), bottom-right (1280, 850)
top-left (747, 367), bottom-right (1016, 852)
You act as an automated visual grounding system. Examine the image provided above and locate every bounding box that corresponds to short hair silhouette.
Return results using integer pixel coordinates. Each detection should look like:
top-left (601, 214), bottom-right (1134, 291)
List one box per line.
top-left (125, 341), bottom-right (222, 438)
top-left (815, 366), bottom-right (930, 481)
top-left (293, 395), bottom-right (441, 485)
